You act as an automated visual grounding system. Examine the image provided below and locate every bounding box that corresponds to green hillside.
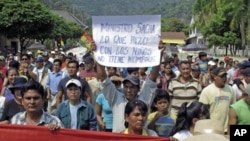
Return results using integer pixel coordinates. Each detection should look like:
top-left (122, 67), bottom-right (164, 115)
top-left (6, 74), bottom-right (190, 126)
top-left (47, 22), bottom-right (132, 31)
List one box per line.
top-left (42, 0), bottom-right (195, 25)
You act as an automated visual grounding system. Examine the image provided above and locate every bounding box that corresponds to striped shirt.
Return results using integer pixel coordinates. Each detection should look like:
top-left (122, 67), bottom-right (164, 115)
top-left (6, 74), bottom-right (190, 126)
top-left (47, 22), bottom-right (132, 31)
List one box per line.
top-left (11, 110), bottom-right (64, 127)
top-left (168, 76), bottom-right (202, 110)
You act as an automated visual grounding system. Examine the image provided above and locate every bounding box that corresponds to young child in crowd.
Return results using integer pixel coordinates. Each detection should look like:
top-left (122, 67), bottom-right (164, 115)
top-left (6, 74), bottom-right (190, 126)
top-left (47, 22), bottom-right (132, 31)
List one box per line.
top-left (147, 89), bottom-right (176, 137)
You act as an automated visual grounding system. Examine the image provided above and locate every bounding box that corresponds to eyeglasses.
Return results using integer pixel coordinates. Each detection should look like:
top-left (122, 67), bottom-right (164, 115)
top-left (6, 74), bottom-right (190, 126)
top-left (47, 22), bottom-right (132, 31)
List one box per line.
top-left (22, 58), bottom-right (28, 60)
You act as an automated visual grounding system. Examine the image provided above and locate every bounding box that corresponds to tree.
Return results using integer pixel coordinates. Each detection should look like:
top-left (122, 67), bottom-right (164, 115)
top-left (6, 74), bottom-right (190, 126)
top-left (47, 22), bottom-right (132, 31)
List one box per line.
top-left (162, 17), bottom-right (186, 32)
top-left (0, 0), bottom-right (55, 51)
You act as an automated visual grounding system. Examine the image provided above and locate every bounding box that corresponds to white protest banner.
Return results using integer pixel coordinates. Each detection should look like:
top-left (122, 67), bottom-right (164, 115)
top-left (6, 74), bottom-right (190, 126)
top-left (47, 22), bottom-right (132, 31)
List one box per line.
top-left (92, 15), bottom-right (161, 67)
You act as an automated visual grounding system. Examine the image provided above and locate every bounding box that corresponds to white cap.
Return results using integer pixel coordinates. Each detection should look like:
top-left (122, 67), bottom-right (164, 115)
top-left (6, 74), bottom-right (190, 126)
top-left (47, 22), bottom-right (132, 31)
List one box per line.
top-left (208, 60), bottom-right (216, 66)
top-left (60, 51), bottom-right (66, 56)
top-left (66, 79), bottom-right (82, 88)
top-left (51, 51), bottom-right (55, 54)
top-left (27, 51), bottom-right (32, 55)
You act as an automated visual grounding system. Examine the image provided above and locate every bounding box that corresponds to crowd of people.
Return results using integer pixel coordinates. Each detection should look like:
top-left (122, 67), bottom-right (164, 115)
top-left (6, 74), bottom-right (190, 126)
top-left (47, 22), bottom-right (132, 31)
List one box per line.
top-left (0, 41), bottom-right (249, 141)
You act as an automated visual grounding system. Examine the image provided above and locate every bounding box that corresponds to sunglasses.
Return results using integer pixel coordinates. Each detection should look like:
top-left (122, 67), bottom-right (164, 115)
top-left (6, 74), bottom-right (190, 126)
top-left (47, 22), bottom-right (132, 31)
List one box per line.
top-left (22, 58), bottom-right (28, 60)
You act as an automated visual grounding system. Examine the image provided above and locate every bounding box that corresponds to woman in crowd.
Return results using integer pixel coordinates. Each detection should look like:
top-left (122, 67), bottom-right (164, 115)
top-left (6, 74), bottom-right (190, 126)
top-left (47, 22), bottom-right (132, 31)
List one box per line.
top-left (0, 68), bottom-right (18, 101)
top-left (158, 62), bottom-right (176, 91)
top-left (0, 76), bottom-right (27, 123)
top-left (122, 99), bottom-right (158, 136)
top-left (56, 79), bottom-right (97, 130)
top-left (95, 74), bottom-right (122, 132)
top-left (169, 101), bottom-right (210, 141)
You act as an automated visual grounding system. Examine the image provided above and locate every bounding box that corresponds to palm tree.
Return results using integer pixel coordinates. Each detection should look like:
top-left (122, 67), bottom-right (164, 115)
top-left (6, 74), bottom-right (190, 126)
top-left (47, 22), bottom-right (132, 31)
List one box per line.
top-left (229, 0), bottom-right (249, 56)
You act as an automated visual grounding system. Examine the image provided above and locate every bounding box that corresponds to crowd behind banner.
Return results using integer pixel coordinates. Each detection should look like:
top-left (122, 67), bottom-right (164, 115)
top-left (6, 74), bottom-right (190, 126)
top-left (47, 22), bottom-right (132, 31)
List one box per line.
top-left (0, 42), bottom-right (249, 140)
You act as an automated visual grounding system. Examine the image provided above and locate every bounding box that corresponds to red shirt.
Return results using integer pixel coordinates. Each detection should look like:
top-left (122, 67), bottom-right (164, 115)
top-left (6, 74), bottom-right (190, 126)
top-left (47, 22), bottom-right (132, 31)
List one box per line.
top-left (0, 67), bottom-right (7, 92)
top-left (79, 70), bottom-right (97, 81)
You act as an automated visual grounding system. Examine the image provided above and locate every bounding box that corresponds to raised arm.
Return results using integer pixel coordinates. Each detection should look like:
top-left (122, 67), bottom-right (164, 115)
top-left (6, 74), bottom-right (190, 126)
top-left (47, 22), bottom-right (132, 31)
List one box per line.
top-left (91, 42), bottom-right (107, 81)
top-left (149, 41), bottom-right (165, 82)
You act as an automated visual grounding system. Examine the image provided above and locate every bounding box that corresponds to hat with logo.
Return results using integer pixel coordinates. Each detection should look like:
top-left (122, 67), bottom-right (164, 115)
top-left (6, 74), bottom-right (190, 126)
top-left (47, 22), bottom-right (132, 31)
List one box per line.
top-left (66, 79), bottom-right (82, 89)
top-left (123, 75), bottom-right (140, 86)
top-left (212, 67), bottom-right (227, 76)
top-left (191, 65), bottom-right (200, 71)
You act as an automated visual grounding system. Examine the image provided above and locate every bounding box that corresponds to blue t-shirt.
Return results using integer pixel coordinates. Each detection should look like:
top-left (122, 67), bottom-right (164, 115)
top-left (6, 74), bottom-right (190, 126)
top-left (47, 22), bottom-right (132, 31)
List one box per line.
top-left (197, 60), bottom-right (208, 73)
top-left (96, 93), bottom-right (113, 130)
top-left (3, 86), bottom-right (14, 101)
top-left (147, 112), bottom-right (175, 137)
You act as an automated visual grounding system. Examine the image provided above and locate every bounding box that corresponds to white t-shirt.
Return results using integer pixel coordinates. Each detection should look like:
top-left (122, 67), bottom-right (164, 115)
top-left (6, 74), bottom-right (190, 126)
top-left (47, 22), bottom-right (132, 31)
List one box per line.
top-left (0, 96), bottom-right (6, 119)
top-left (33, 67), bottom-right (50, 83)
top-left (173, 130), bottom-right (193, 141)
top-left (232, 80), bottom-right (247, 99)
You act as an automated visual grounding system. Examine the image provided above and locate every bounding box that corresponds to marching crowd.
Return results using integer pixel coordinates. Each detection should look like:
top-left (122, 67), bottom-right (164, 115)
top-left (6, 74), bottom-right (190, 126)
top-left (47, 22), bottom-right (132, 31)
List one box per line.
top-left (0, 41), bottom-right (249, 141)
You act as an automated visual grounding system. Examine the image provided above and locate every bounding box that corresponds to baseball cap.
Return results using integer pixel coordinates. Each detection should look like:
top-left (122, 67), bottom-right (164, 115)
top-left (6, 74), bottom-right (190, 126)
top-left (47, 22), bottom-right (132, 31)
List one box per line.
top-left (35, 57), bottom-right (44, 62)
top-left (208, 60), bottom-right (216, 66)
top-left (187, 54), bottom-right (193, 58)
top-left (51, 51), bottom-right (55, 54)
top-left (123, 75), bottom-right (140, 86)
top-left (84, 56), bottom-right (94, 64)
top-left (0, 55), bottom-right (5, 60)
top-left (212, 67), bottom-right (227, 76)
top-left (66, 79), bottom-right (82, 89)
top-left (191, 65), bottom-right (200, 71)
top-left (9, 77), bottom-right (28, 92)
top-left (237, 60), bottom-right (250, 69)
top-left (60, 51), bottom-right (66, 56)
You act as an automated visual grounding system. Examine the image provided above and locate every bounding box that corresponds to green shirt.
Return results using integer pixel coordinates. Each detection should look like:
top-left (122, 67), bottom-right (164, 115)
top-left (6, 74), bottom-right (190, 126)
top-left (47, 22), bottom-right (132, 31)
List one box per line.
top-left (231, 99), bottom-right (250, 125)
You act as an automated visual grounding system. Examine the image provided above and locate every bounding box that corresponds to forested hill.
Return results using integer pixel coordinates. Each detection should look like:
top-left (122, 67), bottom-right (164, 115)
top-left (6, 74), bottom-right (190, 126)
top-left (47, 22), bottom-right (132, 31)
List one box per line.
top-left (43, 0), bottom-right (196, 24)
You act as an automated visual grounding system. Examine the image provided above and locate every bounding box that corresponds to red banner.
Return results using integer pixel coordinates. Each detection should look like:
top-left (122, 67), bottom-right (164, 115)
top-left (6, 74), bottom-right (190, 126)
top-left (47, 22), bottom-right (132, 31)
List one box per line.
top-left (0, 124), bottom-right (169, 141)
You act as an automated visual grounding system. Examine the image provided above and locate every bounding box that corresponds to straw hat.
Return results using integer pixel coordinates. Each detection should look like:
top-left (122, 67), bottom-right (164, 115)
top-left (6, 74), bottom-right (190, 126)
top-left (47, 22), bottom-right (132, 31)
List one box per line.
top-left (194, 119), bottom-right (224, 135)
top-left (183, 119), bottom-right (229, 141)
top-left (184, 133), bottom-right (229, 141)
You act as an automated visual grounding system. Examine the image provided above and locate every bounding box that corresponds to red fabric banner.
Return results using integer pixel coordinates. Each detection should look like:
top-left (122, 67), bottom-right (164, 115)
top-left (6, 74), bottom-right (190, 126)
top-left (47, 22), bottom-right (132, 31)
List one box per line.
top-left (0, 124), bottom-right (169, 141)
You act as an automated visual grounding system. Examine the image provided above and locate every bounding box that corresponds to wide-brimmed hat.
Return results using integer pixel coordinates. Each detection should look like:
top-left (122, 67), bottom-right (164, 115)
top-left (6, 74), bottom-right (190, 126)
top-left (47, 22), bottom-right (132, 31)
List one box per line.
top-left (184, 133), bottom-right (229, 141)
top-left (183, 119), bottom-right (228, 141)
top-left (9, 77), bottom-right (28, 92)
top-left (194, 119), bottom-right (224, 135)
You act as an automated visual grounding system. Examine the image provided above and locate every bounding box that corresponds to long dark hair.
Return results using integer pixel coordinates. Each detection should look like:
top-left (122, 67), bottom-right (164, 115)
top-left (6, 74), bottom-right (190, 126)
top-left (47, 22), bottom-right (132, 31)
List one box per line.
top-left (124, 99), bottom-right (148, 128)
top-left (170, 101), bottom-right (210, 136)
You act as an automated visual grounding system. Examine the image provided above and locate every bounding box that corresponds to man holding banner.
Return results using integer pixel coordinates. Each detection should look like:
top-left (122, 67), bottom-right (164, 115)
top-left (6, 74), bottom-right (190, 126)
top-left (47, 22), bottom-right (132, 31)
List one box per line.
top-left (92, 15), bottom-right (163, 133)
